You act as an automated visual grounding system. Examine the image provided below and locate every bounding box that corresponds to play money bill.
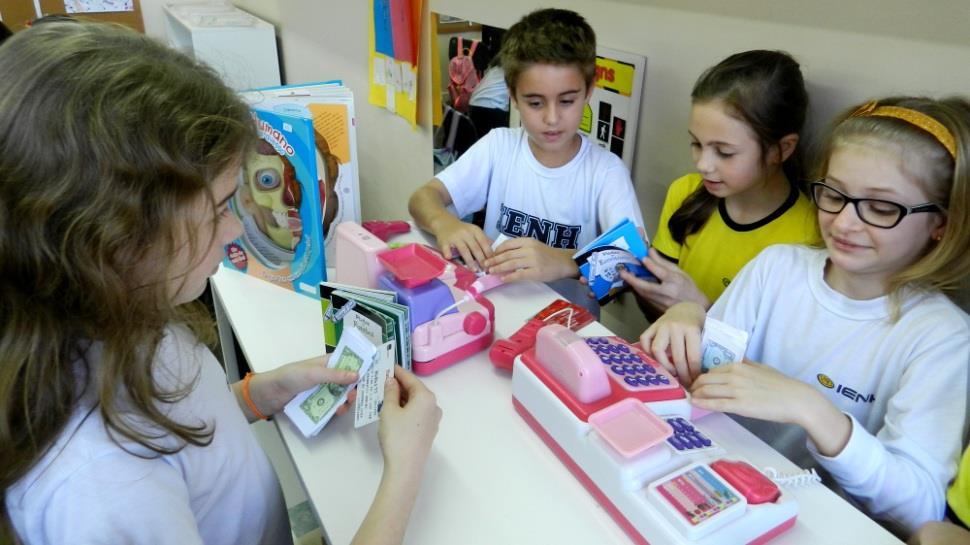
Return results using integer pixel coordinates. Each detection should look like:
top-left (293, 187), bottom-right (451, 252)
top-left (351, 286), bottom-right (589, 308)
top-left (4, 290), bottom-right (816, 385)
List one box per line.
top-left (300, 346), bottom-right (365, 423)
top-left (700, 317), bottom-right (749, 372)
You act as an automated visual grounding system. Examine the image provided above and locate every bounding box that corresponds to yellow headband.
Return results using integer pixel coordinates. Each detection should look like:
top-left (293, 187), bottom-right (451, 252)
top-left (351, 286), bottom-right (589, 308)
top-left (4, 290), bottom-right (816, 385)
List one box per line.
top-left (850, 100), bottom-right (957, 159)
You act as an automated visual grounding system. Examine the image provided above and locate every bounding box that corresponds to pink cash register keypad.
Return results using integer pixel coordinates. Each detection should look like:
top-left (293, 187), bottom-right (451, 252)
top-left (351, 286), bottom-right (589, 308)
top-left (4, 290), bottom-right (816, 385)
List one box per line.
top-left (583, 336), bottom-right (681, 393)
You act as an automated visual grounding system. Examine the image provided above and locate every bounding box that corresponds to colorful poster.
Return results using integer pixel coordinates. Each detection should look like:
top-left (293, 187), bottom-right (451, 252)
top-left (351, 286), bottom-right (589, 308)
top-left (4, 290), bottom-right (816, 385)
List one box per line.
top-left (578, 46), bottom-right (646, 171)
top-left (368, 0), bottom-right (423, 127)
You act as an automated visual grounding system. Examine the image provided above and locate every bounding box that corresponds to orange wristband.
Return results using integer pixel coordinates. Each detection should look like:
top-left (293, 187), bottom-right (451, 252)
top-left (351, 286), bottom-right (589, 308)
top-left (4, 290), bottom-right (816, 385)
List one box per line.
top-left (242, 372), bottom-right (270, 421)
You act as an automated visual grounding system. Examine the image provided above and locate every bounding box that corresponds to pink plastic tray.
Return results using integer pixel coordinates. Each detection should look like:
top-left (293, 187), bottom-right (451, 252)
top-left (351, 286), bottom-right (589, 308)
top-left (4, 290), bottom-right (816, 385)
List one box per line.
top-left (377, 244), bottom-right (448, 288)
top-left (588, 398), bottom-right (673, 458)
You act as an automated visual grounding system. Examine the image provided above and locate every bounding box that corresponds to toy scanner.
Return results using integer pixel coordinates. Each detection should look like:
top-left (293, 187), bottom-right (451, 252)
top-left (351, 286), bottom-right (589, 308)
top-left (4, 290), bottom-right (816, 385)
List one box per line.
top-left (378, 243), bottom-right (501, 375)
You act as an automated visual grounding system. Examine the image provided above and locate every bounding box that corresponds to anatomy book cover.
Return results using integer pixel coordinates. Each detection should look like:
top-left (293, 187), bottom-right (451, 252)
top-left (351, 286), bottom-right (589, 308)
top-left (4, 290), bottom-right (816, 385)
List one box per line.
top-left (223, 108), bottom-right (326, 298)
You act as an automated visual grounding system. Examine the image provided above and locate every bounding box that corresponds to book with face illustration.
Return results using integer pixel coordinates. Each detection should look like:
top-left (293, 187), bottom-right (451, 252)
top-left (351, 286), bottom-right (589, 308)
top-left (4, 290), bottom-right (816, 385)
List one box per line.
top-left (223, 108), bottom-right (326, 298)
top-left (239, 81), bottom-right (362, 264)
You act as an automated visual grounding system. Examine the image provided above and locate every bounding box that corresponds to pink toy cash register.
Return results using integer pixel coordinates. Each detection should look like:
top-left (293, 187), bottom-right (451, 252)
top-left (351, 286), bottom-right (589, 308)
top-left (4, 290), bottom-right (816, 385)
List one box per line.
top-left (334, 221), bottom-right (388, 288)
top-left (512, 324), bottom-right (798, 545)
top-left (378, 243), bottom-right (501, 375)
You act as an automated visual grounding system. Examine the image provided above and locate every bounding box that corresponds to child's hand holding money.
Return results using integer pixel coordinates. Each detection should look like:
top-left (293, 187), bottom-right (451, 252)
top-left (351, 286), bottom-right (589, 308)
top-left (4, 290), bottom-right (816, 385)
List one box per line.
top-left (239, 356), bottom-right (358, 422)
top-left (639, 301), bottom-right (706, 387)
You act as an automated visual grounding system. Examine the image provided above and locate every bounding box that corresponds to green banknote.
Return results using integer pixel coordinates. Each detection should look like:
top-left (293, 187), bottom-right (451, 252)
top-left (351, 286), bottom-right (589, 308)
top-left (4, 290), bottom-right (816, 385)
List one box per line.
top-left (299, 347), bottom-right (365, 423)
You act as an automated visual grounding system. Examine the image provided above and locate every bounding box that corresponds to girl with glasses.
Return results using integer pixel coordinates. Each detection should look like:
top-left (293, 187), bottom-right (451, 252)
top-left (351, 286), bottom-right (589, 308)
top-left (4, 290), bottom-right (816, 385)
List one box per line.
top-left (640, 96), bottom-right (970, 538)
top-left (621, 50), bottom-right (820, 319)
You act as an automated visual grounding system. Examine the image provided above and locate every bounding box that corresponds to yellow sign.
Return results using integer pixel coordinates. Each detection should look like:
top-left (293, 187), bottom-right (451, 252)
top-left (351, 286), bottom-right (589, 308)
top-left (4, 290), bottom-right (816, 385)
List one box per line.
top-left (594, 57), bottom-right (635, 97)
top-left (580, 104), bottom-right (593, 133)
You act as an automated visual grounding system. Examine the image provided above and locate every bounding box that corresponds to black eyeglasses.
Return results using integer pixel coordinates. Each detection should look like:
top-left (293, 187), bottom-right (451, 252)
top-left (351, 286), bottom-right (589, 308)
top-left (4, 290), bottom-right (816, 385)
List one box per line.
top-left (809, 181), bottom-right (944, 229)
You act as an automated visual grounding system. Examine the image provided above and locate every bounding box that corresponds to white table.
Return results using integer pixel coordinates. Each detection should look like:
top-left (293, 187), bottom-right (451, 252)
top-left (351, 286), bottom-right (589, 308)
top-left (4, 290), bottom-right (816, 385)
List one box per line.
top-left (210, 265), bottom-right (903, 545)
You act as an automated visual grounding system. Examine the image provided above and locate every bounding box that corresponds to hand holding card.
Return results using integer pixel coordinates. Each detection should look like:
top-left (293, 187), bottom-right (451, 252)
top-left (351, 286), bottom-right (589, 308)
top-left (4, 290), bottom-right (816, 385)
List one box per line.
top-left (285, 327), bottom-right (377, 437)
top-left (573, 218), bottom-right (655, 305)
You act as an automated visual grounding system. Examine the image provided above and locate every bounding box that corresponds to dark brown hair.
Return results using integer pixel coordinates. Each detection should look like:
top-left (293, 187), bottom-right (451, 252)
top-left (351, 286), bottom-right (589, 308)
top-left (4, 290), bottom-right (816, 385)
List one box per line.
top-left (669, 50), bottom-right (808, 244)
top-left (0, 22), bottom-right (254, 537)
top-left (499, 8), bottom-right (596, 96)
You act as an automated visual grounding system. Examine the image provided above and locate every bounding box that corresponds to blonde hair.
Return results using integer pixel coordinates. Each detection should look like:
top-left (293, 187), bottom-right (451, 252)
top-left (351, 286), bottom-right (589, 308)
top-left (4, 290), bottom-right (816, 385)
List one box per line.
top-left (0, 22), bottom-right (254, 537)
top-left (816, 96), bottom-right (970, 317)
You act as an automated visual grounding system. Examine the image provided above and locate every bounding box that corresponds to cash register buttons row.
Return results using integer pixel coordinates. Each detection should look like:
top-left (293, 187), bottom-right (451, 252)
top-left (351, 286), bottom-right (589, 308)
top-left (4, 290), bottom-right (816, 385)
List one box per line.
top-left (664, 417), bottom-right (715, 452)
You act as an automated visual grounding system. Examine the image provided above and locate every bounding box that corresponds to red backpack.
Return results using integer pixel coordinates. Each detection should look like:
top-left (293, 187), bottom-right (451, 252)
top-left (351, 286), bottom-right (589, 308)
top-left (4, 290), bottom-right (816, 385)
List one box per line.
top-left (448, 37), bottom-right (480, 113)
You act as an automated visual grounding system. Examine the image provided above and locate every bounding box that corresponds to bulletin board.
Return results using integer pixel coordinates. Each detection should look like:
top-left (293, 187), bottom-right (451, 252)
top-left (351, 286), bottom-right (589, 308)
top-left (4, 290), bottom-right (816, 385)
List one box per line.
top-left (0, 0), bottom-right (143, 32)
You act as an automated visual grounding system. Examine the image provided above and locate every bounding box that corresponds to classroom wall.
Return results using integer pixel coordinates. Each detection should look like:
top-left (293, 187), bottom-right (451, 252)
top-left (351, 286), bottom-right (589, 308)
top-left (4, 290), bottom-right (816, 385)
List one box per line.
top-left (148, 0), bottom-right (970, 338)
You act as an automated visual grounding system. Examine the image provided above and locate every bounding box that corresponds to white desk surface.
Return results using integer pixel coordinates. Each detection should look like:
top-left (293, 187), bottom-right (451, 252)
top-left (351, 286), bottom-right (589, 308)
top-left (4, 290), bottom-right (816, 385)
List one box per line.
top-left (211, 264), bottom-right (903, 545)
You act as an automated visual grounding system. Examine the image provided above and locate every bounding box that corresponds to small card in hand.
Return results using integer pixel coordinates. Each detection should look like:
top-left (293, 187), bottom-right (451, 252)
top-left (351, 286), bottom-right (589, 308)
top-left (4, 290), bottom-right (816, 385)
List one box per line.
top-left (700, 317), bottom-right (749, 372)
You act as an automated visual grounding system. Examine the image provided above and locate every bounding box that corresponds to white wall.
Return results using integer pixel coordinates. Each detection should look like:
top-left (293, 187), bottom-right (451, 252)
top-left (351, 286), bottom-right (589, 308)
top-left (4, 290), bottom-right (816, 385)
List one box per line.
top-left (144, 0), bottom-right (970, 338)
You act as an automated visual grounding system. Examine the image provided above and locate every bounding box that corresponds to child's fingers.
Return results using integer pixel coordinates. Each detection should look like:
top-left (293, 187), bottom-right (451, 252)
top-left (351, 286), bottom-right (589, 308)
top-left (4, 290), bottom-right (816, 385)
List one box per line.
top-left (438, 240), bottom-right (455, 260)
top-left (391, 364), bottom-right (427, 397)
top-left (686, 330), bottom-right (703, 379)
top-left (648, 247), bottom-right (675, 265)
top-left (641, 254), bottom-right (671, 283)
top-left (453, 241), bottom-right (480, 271)
top-left (640, 324), bottom-right (657, 354)
top-left (472, 231), bottom-right (494, 259)
top-left (620, 268), bottom-right (660, 292)
top-left (495, 268), bottom-right (531, 283)
top-left (465, 238), bottom-right (490, 269)
top-left (647, 327), bottom-right (673, 371)
top-left (668, 332), bottom-right (693, 386)
top-left (383, 373), bottom-right (402, 411)
top-left (313, 368), bottom-right (358, 385)
top-left (688, 395), bottom-right (731, 413)
top-left (485, 250), bottom-right (535, 275)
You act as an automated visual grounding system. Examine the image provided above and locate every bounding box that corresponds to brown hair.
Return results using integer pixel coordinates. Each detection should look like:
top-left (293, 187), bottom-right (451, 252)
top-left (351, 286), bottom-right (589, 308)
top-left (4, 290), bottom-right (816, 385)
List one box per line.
top-left (669, 50), bottom-right (808, 244)
top-left (499, 8), bottom-right (596, 96)
top-left (815, 96), bottom-right (970, 317)
top-left (0, 22), bottom-right (253, 537)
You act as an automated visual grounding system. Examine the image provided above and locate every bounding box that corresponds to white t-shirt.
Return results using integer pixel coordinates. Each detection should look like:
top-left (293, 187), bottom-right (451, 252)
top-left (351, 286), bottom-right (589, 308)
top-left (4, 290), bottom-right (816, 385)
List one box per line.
top-left (6, 326), bottom-right (291, 545)
top-left (709, 244), bottom-right (969, 534)
top-left (437, 126), bottom-right (644, 251)
top-left (468, 66), bottom-right (509, 111)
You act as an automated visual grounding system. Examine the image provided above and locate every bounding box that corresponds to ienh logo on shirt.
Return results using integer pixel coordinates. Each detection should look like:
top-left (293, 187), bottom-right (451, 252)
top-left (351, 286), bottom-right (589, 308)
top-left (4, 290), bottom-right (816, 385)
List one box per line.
top-left (817, 373), bottom-right (876, 404)
top-left (497, 204), bottom-right (581, 249)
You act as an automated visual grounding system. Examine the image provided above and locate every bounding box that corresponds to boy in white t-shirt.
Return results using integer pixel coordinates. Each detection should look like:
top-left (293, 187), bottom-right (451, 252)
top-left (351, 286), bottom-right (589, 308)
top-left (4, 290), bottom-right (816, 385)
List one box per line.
top-left (409, 8), bottom-right (644, 287)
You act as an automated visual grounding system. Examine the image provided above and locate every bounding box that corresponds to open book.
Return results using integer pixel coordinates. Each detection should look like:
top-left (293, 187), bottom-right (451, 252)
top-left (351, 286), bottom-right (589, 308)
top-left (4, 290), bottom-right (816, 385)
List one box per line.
top-left (572, 218), bottom-right (654, 305)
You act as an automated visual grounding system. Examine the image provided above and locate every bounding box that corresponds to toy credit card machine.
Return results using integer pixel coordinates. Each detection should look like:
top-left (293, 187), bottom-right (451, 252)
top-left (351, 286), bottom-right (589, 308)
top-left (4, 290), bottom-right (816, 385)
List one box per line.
top-left (378, 243), bottom-right (500, 375)
top-left (511, 324), bottom-right (799, 545)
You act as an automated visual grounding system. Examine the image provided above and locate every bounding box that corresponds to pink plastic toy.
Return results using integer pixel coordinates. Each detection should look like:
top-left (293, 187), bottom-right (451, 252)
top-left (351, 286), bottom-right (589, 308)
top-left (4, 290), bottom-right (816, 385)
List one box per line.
top-left (335, 221), bottom-right (388, 289)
